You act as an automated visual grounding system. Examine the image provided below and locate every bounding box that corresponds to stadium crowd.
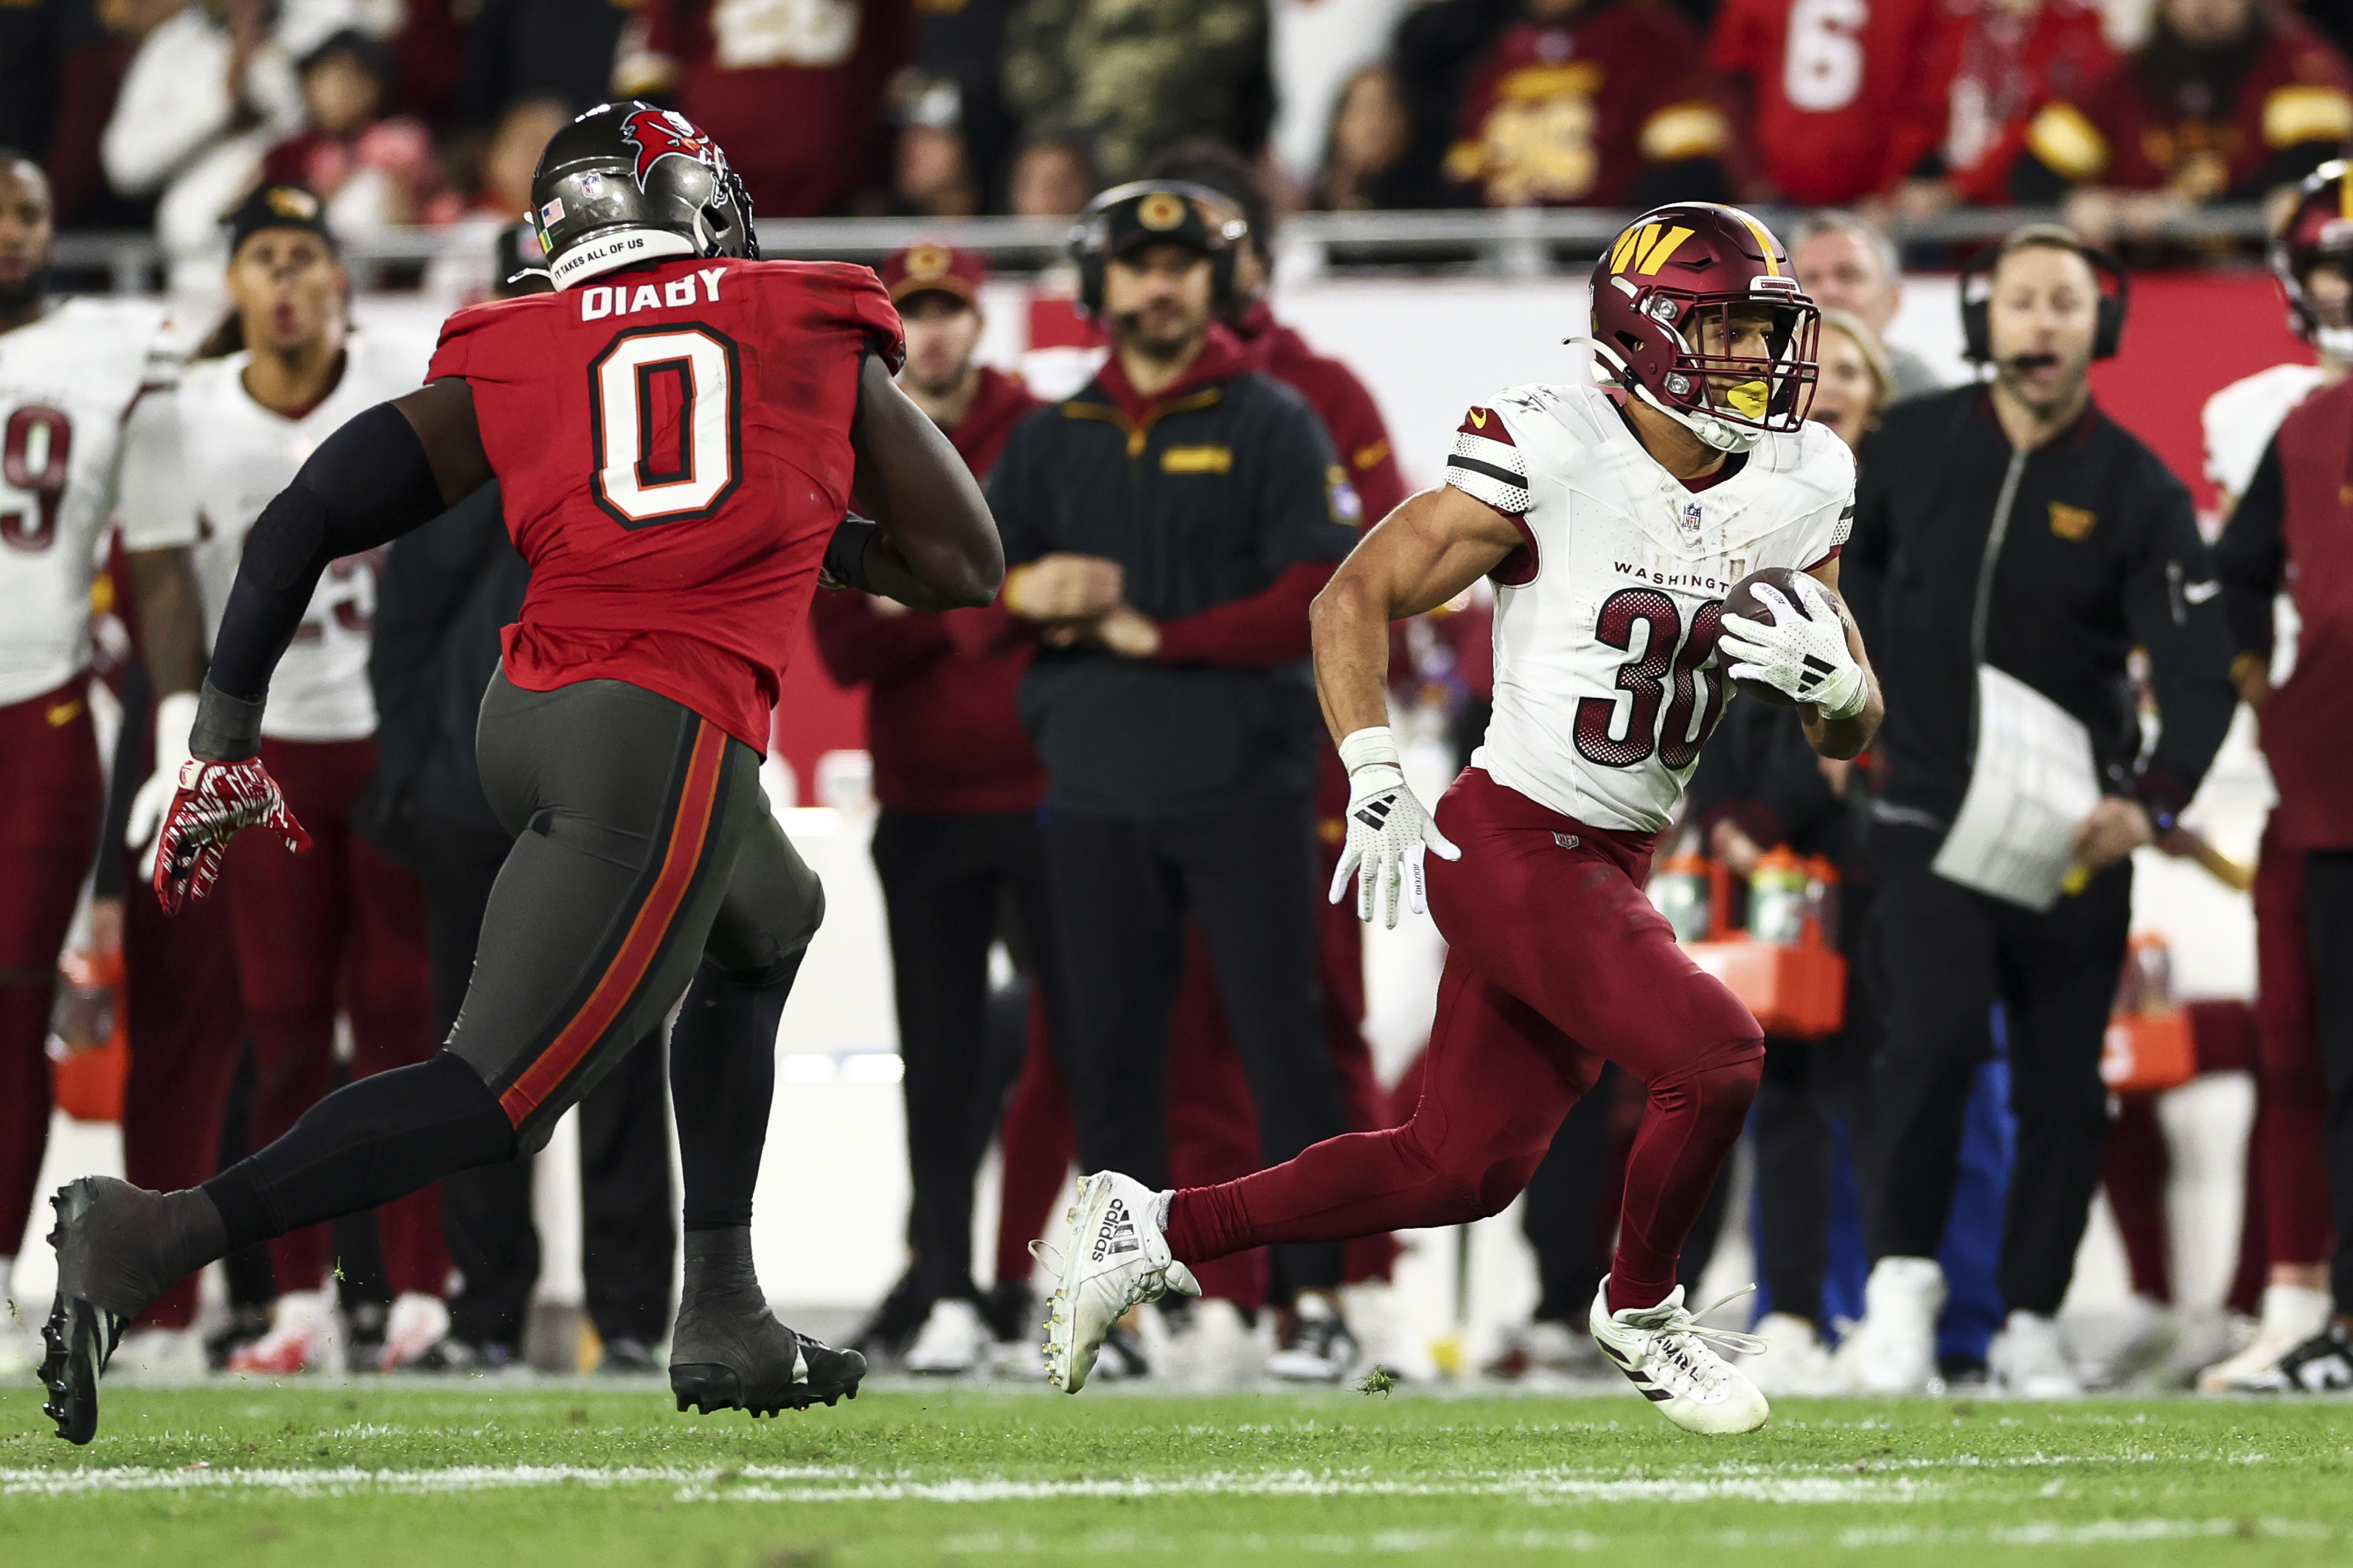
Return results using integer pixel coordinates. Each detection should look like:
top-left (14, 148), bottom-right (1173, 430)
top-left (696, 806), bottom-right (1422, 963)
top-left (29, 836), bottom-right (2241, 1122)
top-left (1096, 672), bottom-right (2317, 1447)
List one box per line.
top-left (4, 0), bottom-right (2353, 1410)
top-left (4, 0), bottom-right (2353, 248)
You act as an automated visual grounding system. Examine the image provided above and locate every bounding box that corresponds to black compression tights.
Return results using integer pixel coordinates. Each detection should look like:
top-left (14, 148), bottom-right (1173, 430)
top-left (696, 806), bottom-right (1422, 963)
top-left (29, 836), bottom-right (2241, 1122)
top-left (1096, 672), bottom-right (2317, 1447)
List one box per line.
top-left (203, 1052), bottom-right (515, 1256)
top-left (670, 953), bottom-right (802, 1232)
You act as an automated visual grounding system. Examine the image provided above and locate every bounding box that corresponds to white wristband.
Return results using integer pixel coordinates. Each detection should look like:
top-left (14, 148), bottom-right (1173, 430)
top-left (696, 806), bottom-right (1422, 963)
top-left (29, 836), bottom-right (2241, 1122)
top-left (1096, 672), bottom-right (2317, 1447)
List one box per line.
top-left (1338, 725), bottom-right (1401, 776)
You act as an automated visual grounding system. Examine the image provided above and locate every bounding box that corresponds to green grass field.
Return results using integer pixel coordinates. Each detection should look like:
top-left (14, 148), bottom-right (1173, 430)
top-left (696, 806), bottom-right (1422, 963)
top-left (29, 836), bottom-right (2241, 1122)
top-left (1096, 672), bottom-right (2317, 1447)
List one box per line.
top-left (2, 1380), bottom-right (2349, 1567)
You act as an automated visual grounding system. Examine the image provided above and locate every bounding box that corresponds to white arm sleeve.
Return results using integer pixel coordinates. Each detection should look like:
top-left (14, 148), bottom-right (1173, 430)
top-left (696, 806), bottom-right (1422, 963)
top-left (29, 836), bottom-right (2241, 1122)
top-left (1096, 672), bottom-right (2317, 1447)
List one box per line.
top-left (116, 386), bottom-right (198, 553)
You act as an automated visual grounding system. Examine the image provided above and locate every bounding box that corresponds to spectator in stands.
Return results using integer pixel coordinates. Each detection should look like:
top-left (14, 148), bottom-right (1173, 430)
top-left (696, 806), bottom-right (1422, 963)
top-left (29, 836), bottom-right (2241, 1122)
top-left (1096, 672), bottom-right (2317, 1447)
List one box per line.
top-left (1894, 0), bottom-right (2113, 217)
top-left (614, 0), bottom-right (912, 217)
top-left (1442, 0), bottom-right (1731, 209)
top-left (1790, 212), bottom-right (1948, 403)
top-left (1311, 64), bottom-right (1413, 211)
top-left (100, 0), bottom-right (350, 261)
top-left (2, 0), bottom-right (155, 228)
top-left (451, 0), bottom-right (625, 132)
top-left (2016, 0), bottom-right (2353, 243)
top-left (1709, 0), bottom-right (1946, 207)
top-left (893, 80), bottom-right (981, 217)
top-left (260, 30), bottom-right (445, 234)
top-left (1001, 0), bottom-right (1272, 184)
top-left (1006, 130), bottom-right (1101, 217)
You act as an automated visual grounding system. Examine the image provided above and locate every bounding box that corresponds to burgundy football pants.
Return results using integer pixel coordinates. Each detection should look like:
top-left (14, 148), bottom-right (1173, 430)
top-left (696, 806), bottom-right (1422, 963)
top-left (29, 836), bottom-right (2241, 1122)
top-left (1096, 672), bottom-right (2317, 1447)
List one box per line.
top-left (1165, 768), bottom-right (1765, 1313)
top-left (0, 680), bottom-right (102, 1261)
top-left (2251, 818), bottom-right (2335, 1270)
top-left (223, 736), bottom-right (446, 1297)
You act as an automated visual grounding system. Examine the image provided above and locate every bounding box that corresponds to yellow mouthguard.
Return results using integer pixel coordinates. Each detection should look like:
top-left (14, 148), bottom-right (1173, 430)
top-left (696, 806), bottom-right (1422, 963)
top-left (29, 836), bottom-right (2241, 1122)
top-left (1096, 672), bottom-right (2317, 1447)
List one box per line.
top-left (1725, 380), bottom-right (1770, 419)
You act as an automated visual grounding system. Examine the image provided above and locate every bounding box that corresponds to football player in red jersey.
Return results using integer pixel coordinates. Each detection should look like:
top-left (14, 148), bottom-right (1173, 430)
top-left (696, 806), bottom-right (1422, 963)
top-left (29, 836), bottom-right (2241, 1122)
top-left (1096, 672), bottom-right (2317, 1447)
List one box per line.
top-left (35, 102), bottom-right (1002, 1445)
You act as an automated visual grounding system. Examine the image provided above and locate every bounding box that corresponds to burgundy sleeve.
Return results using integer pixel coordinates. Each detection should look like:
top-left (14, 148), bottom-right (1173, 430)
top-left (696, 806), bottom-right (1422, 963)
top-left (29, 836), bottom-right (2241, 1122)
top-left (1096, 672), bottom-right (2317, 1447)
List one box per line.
top-left (1153, 561), bottom-right (1336, 669)
top-left (807, 586), bottom-right (953, 687)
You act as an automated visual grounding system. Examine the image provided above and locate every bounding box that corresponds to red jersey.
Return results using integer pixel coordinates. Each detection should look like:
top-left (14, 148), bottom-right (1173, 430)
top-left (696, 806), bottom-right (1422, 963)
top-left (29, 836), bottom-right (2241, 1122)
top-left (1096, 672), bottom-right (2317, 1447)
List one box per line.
top-left (2026, 18), bottom-right (2353, 196)
top-left (427, 255), bottom-right (905, 751)
top-left (1445, 2), bottom-right (1729, 208)
top-left (1709, 0), bottom-right (1947, 204)
top-left (1232, 300), bottom-right (1408, 523)
top-left (635, 0), bottom-right (913, 218)
top-left (2259, 375), bottom-right (2353, 849)
top-left (1924, 0), bottom-right (2113, 204)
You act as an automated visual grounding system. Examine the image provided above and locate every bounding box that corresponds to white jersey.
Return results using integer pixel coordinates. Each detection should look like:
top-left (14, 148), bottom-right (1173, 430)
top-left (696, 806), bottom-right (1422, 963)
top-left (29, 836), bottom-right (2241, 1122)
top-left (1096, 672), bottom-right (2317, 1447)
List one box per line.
top-left (2203, 361), bottom-right (2328, 506)
top-left (179, 331), bottom-right (432, 742)
top-left (1445, 382), bottom-right (1855, 834)
top-left (0, 298), bottom-right (186, 706)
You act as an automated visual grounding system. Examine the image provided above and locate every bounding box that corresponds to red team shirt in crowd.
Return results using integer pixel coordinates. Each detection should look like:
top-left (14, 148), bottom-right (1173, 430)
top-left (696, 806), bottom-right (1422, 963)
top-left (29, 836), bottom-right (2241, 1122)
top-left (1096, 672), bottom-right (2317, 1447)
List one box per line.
top-left (1445, 3), bottom-right (1731, 208)
top-left (2026, 15), bottom-right (2353, 195)
top-left (427, 254), bottom-right (905, 752)
top-left (1709, 0), bottom-right (1947, 204)
top-left (1923, 0), bottom-right (2113, 204)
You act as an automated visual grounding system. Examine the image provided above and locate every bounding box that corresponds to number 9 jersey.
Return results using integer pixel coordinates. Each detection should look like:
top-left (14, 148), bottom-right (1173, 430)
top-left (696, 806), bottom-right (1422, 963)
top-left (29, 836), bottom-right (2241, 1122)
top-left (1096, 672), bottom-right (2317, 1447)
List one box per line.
top-left (425, 255), bottom-right (906, 750)
top-left (1445, 379), bottom-right (1853, 834)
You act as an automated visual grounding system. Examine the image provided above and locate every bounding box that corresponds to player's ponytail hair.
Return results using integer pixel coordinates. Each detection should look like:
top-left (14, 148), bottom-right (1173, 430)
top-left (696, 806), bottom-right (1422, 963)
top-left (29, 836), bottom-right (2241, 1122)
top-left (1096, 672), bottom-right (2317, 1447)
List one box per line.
top-left (192, 310), bottom-right (246, 360)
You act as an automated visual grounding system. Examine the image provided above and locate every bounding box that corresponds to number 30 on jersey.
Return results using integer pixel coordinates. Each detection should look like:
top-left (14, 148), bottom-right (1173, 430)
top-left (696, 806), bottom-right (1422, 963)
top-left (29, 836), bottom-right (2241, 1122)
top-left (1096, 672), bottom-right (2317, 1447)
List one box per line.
top-left (588, 326), bottom-right (744, 529)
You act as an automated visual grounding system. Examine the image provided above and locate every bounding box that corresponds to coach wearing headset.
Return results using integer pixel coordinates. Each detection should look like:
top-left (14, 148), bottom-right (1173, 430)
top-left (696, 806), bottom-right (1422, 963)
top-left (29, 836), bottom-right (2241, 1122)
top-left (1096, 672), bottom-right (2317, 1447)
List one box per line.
top-left (986, 181), bottom-right (1360, 1341)
top-left (1840, 223), bottom-right (2236, 1398)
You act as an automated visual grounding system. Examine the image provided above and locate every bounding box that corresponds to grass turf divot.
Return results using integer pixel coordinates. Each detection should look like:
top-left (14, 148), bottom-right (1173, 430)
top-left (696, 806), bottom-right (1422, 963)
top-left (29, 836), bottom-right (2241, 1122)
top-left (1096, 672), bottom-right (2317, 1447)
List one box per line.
top-left (1, 1383), bottom-right (2349, 1567)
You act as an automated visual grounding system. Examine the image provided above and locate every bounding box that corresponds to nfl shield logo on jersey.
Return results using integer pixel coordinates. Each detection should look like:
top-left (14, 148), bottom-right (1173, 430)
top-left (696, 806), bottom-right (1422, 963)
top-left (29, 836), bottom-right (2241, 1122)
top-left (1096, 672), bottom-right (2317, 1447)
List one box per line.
top-left (1681, 498), bottom-right (1704, 540)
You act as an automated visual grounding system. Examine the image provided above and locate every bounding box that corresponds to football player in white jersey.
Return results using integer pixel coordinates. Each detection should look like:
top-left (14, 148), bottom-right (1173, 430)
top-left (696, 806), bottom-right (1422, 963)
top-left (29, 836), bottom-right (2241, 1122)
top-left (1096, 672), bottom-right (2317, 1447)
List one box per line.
top-left (0, 153), bottom-right (204, 1374)
top-left (1038, 203), bottom-right (1882, 1435)
top-left (173, 184), bottom-right (449, 1376)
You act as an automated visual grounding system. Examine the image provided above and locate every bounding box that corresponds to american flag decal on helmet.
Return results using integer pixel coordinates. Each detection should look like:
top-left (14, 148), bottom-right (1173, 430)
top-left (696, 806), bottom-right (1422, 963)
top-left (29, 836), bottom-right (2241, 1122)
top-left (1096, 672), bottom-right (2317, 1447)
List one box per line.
top-left (1446, 406), bottom-right (1532, 516)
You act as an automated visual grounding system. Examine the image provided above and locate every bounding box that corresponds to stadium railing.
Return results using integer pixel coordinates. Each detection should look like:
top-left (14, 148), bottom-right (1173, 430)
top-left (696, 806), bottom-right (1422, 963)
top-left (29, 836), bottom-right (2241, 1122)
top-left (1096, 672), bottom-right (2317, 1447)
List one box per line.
top-left (53, 203), bottom-right (2276, 293)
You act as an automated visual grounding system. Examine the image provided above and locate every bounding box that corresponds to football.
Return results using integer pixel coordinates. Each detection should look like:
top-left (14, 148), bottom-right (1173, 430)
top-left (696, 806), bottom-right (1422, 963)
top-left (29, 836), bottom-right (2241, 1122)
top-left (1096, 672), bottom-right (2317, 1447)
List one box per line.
top-left (1720, 565), bottom-right (1817, 708)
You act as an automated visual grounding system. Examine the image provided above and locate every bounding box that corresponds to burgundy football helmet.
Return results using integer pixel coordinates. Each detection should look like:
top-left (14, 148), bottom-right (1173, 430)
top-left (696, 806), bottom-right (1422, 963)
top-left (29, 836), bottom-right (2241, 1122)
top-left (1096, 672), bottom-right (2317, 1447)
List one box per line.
top-left (2271, 159), bottom-right (2353, 358)
top-left (1579, 203), bottom-right (1819, 453)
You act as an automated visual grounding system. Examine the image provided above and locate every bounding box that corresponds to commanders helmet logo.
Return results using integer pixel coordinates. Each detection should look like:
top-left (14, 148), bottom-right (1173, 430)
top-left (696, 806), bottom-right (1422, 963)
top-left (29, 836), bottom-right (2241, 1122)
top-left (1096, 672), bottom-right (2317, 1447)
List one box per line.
top-left (265, 187), bottom-right (321, 220)
top-left (619, 108), bottom-right (722, 192)
top-left (1138, 191), bottom-right (1189, 231)
top-left (904, 243), bottom-right (953, 279)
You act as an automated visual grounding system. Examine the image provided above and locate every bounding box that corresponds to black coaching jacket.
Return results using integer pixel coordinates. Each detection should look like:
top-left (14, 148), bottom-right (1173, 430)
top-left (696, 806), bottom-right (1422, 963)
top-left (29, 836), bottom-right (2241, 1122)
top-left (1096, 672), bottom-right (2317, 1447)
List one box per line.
top-left (1845, 386), bottom-right (2235, 833)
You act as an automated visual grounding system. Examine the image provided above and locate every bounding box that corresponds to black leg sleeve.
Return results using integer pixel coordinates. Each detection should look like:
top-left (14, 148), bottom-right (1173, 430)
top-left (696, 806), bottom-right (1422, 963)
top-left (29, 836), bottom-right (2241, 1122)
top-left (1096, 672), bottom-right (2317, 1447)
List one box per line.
top-left (670, 955), bottom-right (797, 1233)
top-left (579, 1032), bottom-right (676, 1344)
top-left (201, 1052), bottom-right (515, 1255)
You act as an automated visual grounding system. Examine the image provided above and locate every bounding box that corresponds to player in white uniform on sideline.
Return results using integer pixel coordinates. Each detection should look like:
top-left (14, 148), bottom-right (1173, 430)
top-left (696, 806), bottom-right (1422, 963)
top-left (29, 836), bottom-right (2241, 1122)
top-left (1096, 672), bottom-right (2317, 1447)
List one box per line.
top-left (174, 184), bottom-right (449, 1376)
top-left (0, 153), bottom-right (204, 1376)
top-left (2194, 161), bottom-right (2353, 1394)
top-left (1035, 203), bottom-right (1882, 1435)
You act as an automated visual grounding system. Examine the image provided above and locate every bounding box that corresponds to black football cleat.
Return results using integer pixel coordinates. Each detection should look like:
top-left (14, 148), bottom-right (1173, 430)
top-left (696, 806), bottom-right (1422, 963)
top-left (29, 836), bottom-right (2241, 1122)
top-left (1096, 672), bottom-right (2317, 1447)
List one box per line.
top-left (40, 1177), bottom-right (228, 1445)
top-left (669, 1227), bottom-right (865, 1418)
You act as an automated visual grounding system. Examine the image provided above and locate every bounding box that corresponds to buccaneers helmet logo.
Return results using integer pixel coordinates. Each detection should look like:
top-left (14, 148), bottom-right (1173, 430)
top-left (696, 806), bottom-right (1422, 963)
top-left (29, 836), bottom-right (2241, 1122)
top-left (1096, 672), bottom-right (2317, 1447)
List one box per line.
top-left (619, 108), bottom-right (720, 191)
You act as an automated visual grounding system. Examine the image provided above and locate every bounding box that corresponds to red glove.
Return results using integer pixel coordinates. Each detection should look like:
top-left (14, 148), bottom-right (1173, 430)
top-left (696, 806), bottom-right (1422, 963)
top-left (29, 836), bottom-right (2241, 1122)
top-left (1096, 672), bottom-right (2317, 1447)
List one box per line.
top-left (151, 756), bottom-right (313, 915)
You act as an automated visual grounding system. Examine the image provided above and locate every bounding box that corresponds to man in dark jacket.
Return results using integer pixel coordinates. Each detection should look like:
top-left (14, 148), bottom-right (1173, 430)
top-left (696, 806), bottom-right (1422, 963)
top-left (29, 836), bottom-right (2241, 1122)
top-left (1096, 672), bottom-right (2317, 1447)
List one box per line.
top-left (361, 228), bottom-right (675, 1372)
top-left (986, 178), bottom-right (1361, 1376)
top-left (1841, 224), bottom-right (2234, 1398)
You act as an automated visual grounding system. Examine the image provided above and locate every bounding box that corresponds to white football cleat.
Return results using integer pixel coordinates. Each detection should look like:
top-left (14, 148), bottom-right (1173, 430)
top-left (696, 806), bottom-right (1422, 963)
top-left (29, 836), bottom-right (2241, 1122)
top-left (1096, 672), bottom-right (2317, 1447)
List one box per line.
top-left (1838, 1256), bottom-right (1946, 1393)
top-left (1590, 1279), bottom-right (1770, 1435)
top-left (904, 1298), bottom-right (990, 1376)
top-left (229, 1289), bottom-right (339, 1375)
top-left (1035, 1171), bottom-right (1199, 1393)
top-left (2199, 1283), bottom-right (2334, 1393)
top-left (378, 1292), bottom-right (453, 1373)
top-left (1741, 1311), bottom-right (1835, 1395)
top-left (1989, 1310), bottom-right (2083, 1398)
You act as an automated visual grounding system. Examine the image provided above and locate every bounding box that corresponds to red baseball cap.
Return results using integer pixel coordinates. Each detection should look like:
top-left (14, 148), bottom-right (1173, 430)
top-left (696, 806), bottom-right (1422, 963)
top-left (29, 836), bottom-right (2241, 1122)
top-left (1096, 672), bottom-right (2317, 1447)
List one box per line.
top-left (882, 241), bottom-right (986, 307)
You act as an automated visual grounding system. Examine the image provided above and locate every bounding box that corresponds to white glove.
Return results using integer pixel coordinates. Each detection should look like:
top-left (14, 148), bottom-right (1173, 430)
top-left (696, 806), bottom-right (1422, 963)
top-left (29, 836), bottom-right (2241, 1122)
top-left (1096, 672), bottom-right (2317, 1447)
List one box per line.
top-left (1328, 726), bottom-right (1461, 930)
top-left (1718, 576), bottom-right (1868, 719)
top-left (125, 689), bottom-right (201, 881)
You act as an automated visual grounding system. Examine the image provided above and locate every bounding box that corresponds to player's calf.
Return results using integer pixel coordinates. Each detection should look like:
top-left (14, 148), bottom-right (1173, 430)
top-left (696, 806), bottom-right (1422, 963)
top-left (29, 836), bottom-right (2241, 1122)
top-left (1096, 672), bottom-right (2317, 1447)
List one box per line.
top-left (669, 1226), bottom-right (864, 1416)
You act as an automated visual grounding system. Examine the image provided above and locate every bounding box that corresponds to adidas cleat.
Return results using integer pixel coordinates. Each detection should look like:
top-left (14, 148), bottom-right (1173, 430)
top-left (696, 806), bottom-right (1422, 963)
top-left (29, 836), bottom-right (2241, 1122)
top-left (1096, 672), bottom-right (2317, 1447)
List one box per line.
top-left (41, 1177), bottom-right (226, 1446)
top-left (1590, 1278), bottom-right (1770, 1435)
top-left (1035, 1171), bottom-right (1198, 1394)
top-left (669, 1226), bottom-right (864, 1418)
